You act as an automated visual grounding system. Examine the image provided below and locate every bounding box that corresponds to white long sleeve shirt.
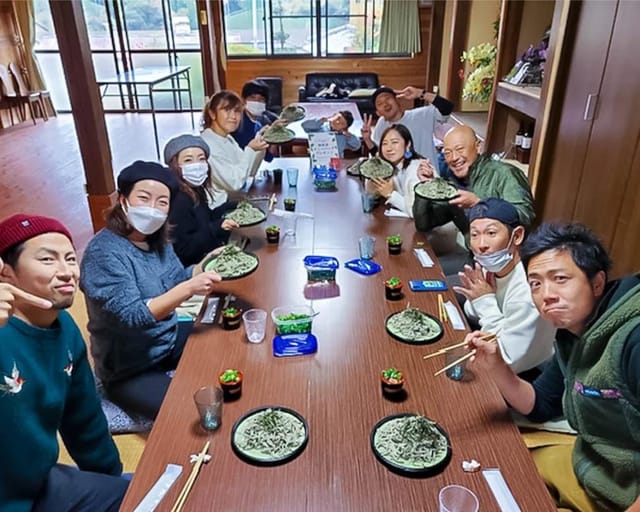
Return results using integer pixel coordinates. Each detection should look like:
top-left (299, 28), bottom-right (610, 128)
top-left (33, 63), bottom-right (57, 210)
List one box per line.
top-left (201, 128), bottom-right (265, 208)
top-left (463, 261), bottom-right (556, 373)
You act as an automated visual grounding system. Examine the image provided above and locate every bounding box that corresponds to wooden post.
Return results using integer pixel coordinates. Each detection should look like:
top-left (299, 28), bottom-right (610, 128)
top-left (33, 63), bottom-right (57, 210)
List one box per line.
top-left (445, 0), bottom-right (471, 110)
top-left (48, 0), bottom-right (116, 231)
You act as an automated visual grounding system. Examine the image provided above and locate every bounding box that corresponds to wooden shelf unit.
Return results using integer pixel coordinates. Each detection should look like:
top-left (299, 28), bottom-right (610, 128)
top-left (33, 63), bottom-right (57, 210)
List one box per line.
top-left (495, 82), bottom-right (541, 119)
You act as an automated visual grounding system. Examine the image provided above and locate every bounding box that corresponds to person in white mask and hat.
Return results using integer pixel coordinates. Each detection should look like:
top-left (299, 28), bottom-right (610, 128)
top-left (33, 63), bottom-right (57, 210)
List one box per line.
top-left (453, 197), bottom-right (555, 377)
top-left (80, 161), bottom-right (222, 419)
top-left (163, 134), bottom-right (239, 266)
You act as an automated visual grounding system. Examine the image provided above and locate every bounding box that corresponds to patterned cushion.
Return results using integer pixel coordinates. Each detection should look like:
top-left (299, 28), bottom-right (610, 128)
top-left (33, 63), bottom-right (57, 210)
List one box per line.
top-left (95, 378), bottom-right (154, 434)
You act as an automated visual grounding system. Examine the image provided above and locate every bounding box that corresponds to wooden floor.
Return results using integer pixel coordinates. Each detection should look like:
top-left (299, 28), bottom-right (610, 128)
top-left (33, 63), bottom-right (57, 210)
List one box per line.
top-left (0, 112), bottom-right (197, 254)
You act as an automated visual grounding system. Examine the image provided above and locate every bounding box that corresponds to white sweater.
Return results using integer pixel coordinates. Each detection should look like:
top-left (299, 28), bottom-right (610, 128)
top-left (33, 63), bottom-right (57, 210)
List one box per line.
top-left (201, 128), bottom-right (265, 208)
top-left (463, 262), bottom-right (556, 373)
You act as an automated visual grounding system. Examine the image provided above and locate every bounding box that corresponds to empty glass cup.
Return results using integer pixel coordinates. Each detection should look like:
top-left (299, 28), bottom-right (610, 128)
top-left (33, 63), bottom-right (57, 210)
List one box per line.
top-left (286, 168), bottom-right (299, 187)
top-left (243, 308), bottom-right (267, 344)
top-left (358, 236), bottom-right (375, 259)
top-left (438, 485), bottom-right (479, 512)
top-left (193, 386), bottom-right (223, 431)
top-left (361, 191), bottom-right (377, 213)
top-left (445, 346), bottom-right (470, 381)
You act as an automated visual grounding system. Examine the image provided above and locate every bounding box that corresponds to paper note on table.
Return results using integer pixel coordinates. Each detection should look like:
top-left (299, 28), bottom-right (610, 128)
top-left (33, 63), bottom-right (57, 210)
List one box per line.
top-left (482, 468), bottom-right (522, 512)
top-left (384, 208), bottom-right (410, 218)
top-left (413, 248), bottom-right (434, 268)
top-left (444, 300), bottom-right (465, 330)
top-left (308, 132), bottom-right (339, 168)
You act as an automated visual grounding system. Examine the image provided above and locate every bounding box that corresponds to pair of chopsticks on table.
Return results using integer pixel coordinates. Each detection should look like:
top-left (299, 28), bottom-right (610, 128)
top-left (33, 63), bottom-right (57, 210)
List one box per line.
top-left (170, 440), bottom-right (210, 512)
top-left (268, 193), bottom-right (277, 211)
top-left (437, 293), bottom-right (448, 324)
top-left (424, 333), bottom-right (497, 377)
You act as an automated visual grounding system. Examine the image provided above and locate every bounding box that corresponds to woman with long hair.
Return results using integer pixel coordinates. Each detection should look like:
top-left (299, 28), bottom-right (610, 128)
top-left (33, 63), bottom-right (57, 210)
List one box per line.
top-left (366, 123), bottom-right (437, 217)
top-left (163, 134), bottom-right (239, 266)
top-left (80, 161), bottom-right (222, 419)
top-left (200, 90), bottom-right (268, 208)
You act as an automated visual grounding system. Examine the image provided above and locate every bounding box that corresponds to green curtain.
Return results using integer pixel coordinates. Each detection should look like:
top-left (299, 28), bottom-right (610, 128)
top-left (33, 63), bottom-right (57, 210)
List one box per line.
top-left (379, 0), bottom-right (421, 54)
top-left (13, 0), bottom-right (47, 90)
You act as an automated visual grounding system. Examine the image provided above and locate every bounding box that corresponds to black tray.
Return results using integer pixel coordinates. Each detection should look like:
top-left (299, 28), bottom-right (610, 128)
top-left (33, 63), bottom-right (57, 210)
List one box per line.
top-left (231, 406), bottom-right (309, 466)
top-left (414, 180), bottom-right (459, 202)
top-left (279, 105), bottom-right (306, 122)
top-left (385, 309), bottom-right (444, 345)
top-left (263, 128), bottom-right (296, 145)
top-left (203, 251), bottom-right (259, 280)
top-left (371, 413), bottom-right (451, 477)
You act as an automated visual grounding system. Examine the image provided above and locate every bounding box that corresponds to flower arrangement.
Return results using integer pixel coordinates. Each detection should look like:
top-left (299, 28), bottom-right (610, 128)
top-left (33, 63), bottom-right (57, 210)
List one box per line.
top-left (459, 42), bottom-right (497, 104)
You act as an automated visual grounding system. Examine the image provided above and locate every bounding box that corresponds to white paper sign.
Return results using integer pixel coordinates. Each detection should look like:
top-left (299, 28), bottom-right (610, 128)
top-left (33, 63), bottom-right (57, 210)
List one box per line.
top-left (308, 132), bottom-right (339, 167)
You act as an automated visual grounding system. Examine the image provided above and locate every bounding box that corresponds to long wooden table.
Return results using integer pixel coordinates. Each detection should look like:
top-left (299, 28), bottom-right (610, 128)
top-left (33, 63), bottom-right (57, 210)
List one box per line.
top-left (120, 158), bottom-right (555, 511)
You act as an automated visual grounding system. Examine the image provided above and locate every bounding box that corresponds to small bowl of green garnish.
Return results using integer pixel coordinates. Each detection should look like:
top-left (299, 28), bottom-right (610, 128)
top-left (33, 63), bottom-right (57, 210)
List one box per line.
top-left (271, 305), bottom-right (315, 335)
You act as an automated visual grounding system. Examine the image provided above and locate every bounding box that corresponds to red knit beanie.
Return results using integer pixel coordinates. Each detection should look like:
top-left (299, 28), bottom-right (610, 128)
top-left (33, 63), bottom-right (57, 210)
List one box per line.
top-left (0, 214), bottom-right (73, 256)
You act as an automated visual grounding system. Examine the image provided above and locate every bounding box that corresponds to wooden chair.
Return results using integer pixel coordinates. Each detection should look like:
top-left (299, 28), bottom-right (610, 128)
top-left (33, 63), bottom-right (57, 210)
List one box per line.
top-left (4, 62), bottom-right (45, 124)
top-left (9, 62), bottom-right (55, 121)
top-left (0, 65), bottom-right (21, 125)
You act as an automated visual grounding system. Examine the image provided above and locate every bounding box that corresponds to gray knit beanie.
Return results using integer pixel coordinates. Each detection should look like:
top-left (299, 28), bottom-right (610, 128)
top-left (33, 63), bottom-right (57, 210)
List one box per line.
top-left (163, 134), bottom-right (210, 165)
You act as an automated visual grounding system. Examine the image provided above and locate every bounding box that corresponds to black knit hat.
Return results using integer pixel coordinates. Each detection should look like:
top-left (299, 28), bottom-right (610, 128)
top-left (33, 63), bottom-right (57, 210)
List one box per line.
top-left (117, 160), bottom-right (179, 196)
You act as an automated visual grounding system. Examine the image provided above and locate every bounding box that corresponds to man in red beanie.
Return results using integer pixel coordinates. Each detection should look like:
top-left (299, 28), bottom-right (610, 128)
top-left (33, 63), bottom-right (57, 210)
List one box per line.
top-left (0, 214), bottom-right (128, 512)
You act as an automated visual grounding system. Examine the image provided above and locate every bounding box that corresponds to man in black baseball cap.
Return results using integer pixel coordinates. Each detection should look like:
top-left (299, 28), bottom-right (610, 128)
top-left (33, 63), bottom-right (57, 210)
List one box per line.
top-left (453, 198), bottom-right (555, 376)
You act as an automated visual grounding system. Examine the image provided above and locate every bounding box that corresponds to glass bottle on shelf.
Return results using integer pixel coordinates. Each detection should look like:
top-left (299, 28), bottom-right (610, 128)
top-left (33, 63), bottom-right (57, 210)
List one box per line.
top-left (520, 131), bottom-right (532, 164)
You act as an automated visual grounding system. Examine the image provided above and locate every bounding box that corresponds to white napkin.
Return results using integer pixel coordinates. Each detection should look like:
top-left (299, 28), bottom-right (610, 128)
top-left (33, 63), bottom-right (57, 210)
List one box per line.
top-left (444, 300), bottom-right (466, 330)
top-left (384, 208), bottom-right (410, 218)
top-left (413, 248), bottom-right (434, 268)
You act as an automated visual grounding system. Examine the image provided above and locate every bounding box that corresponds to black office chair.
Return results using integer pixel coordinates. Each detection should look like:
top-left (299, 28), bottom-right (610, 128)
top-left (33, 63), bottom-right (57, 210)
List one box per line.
top-left (256, 76), bottom-right (283, 114)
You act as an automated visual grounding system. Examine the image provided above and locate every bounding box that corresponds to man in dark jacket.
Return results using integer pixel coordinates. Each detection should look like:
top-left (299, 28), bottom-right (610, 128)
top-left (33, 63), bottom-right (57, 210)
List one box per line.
top-left (413, 125), bottom-right (535, 236)
top-left (469, 222), bottom-right (640, 511)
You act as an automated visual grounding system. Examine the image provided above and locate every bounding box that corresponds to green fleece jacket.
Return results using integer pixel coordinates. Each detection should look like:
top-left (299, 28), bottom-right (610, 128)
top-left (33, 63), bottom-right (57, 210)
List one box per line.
top-left (0, 312), bottom-right (122, 512)
top-left (556, 276), bottom-right (640, 510)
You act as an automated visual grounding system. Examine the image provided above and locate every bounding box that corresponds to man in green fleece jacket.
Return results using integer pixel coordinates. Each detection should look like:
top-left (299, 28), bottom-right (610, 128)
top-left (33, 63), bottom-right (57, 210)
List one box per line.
top-left (413, 125), bottom-right (535, 235)
top-left (0, 214), bottom-right (127, 512)
top-left (469, 222), bottom-right (640, 511)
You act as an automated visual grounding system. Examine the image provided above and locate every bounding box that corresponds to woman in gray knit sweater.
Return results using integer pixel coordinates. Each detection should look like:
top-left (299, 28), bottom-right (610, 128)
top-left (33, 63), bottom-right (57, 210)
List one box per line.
top-left (80, 161), bottom-right (222, 419)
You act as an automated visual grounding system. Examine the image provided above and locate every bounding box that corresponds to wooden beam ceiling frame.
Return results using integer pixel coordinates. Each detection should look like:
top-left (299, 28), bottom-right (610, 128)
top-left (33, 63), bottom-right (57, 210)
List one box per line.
top-left (48, 0), bottom-right (116, 232)
top-left (445, 0), bottom-right (471, 111)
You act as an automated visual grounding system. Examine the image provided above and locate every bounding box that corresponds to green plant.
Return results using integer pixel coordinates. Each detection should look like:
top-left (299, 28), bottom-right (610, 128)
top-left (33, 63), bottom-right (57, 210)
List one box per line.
top-left (223, 307), bottom-right (240, 317)
top-left (266, 225), bottom-right (280, 233)
top-left (386, 234), bottom-right (402, 245)
top-left (385, 277), bottom-right (402, 288)
top-left (284, 198), bottom-right (296, 204)
top-left (219, 369), bottom-right (241, 383)
top-left (382, 367), bottom-right (404, 382)
top-left (459, 41), bottom-right (498, 104)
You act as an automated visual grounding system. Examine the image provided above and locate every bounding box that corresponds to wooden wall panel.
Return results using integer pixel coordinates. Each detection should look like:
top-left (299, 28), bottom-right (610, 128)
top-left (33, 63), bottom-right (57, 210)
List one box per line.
top-left (0, 1), bottom-right (21, 127)
top-left (224, 7), bottom-right (432, 107)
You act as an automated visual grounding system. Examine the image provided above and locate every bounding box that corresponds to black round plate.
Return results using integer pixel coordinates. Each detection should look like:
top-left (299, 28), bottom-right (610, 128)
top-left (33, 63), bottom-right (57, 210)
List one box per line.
top-left (263, 128), bottom-right (296, 144)
top-left (414, 180), bottom-right (459, 202)
top-left (224, 206), bottom-right (267, 227)
top-left (231, 406), bottom-right (309, 466)
top-left (371, 413), bottom-right (452, 478)
top-left (385, 310), bottom-right (444, 345)
top-left (279, 106), bottom-right (306, 122)
top-left (359, 157), bottom-right (394, 179)
top-left (203, 251), bottom-right (259, 280)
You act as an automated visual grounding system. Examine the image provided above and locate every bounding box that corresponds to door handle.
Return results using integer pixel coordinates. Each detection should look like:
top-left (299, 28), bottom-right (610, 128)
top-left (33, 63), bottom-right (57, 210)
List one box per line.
top-left (583, 93), bottom-right (598, 121)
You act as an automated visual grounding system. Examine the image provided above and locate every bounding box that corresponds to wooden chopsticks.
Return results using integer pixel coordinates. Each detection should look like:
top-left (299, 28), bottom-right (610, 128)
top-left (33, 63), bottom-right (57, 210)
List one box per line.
top-left (268, 193), bottom-right (277, 211)
top-left (431, 334), bottom-right (497, 377)
top-left (170, 440), bottom-right (210, 512)
top-left (437, 294), bottom-right (448, 323)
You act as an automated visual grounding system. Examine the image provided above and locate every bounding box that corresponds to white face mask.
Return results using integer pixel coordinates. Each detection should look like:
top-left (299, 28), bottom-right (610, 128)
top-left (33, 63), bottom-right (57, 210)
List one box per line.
top-left (181, 162), bottom-right (209, 186)
top-left (246, 100), bottom-right (266, 116)
top-left (473, 234), bottom-right (514, 273)
top-left (124, 200), bottom-right (167, 235)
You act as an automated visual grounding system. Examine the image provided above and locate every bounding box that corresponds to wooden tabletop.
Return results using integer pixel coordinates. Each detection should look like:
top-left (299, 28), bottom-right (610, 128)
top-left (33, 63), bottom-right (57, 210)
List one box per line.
top-left (120, 158), bottom-right (555, 511)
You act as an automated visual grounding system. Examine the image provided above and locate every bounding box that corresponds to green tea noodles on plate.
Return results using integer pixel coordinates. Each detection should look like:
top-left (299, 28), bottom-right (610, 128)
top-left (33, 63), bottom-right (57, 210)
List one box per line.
top-left (234, 409), bottom-right (306, 460)
top-left (225, 201), bottom-right (266, 225)
top-left (374, 415), bottom-right (448, 469)
top-left (204, 245), bottom-right (258, 278)
top-left (279, 105), bottom-right (305, 122)
top-left (263, 124), bottom-right (295, 144)
top-left (414, 178), bottom-right (458, 200)
top-left (359, 157), bottom-right (394, 179)
top-left (386, 308), bottom-right (441, 342)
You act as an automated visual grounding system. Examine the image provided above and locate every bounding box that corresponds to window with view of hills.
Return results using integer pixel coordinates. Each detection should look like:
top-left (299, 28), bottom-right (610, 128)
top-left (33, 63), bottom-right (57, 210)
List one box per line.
top-left (223, 0), bottom-right (401, 57)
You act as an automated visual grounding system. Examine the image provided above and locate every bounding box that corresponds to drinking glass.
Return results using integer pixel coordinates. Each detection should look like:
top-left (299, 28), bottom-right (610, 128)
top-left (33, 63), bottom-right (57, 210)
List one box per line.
top-left (193, 386), bottom-right (223, 431)
top-left (358, 236), bottom-right (375, 259)
top-left (438, 485), bottom-right (479, 512)
top-left (286, 168), bottom-right (299, 187)
top-left (243, 309), bottom-right (267, 343)
top-left (361, 191), bottom-right (377, 213)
